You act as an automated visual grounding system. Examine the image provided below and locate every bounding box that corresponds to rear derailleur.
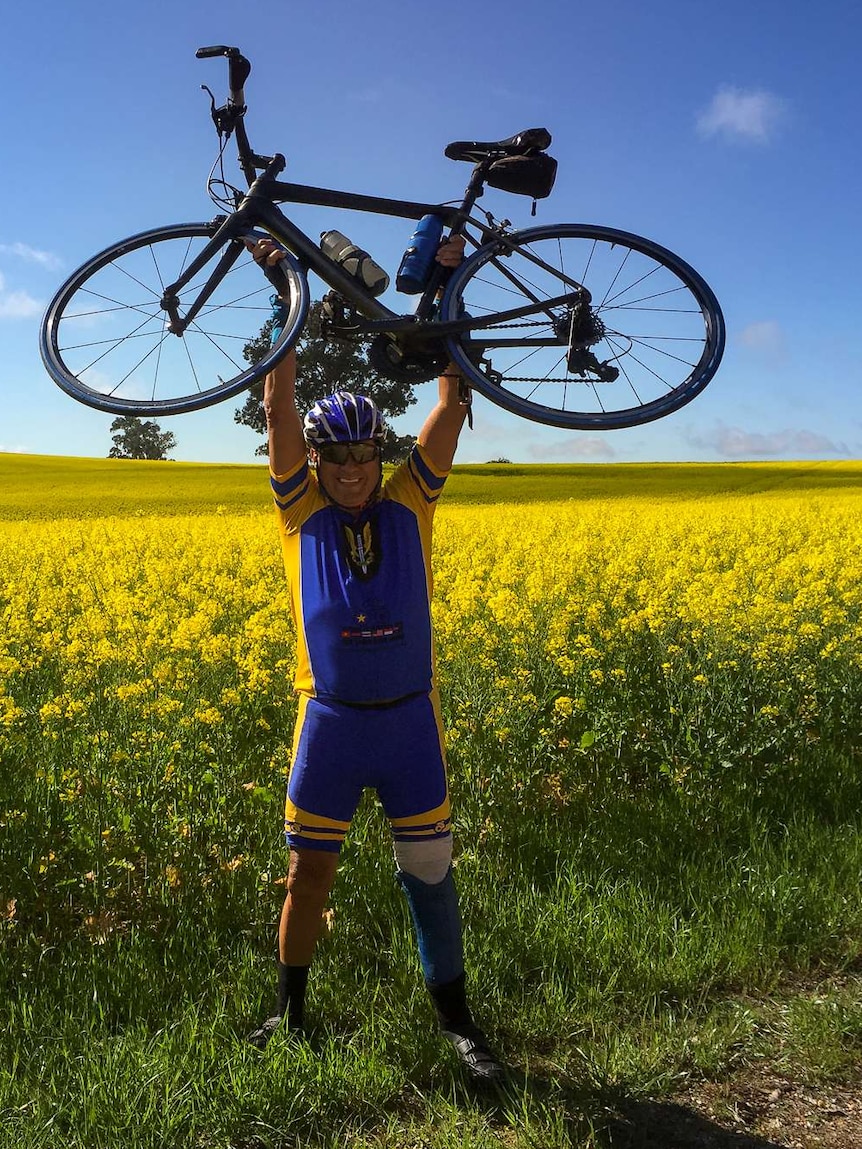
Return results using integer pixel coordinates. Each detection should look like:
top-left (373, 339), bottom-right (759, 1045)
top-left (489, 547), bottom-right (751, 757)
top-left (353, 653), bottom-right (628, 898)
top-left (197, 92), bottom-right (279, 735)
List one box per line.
top-left (555, 296), bottom-right (620, 382)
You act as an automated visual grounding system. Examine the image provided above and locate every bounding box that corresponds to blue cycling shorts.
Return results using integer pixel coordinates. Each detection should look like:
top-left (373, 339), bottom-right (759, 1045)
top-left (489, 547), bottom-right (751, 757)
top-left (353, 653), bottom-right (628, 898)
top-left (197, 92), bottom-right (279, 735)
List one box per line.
top-left (284, 690), bottom-right (451, 853)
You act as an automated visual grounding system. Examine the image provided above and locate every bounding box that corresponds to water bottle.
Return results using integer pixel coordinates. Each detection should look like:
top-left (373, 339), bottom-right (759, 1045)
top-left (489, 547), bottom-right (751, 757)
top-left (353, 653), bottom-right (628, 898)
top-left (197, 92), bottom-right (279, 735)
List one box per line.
top-left (396, 214), bottom-right (444, 294)
top-left (268, 293), bottom-right (288, 347)
top-left (319, 230), bottom-right (389, 296)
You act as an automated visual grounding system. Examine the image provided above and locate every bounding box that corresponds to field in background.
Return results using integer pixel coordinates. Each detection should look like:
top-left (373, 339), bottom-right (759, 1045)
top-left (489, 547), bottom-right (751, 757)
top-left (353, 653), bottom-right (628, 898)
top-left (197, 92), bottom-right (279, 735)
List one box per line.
top-left (2, 452), bottom-right (859, 517)
top-left (1, 453), bottom-right (861, 1148)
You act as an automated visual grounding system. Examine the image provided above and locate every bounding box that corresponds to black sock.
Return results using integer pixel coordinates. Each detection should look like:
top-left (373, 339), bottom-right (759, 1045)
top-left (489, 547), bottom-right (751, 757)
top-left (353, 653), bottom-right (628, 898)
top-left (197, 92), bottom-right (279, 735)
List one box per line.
top-left (277, 961), bottom-right (309, 1028)
top-left (427, 970), bottom-right (473, 1031)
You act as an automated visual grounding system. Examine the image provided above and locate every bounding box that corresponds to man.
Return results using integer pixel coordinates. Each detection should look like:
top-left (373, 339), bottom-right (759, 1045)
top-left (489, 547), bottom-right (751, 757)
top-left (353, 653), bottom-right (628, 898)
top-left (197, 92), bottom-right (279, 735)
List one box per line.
top-left (247, 234), bottom-right (503, 1082)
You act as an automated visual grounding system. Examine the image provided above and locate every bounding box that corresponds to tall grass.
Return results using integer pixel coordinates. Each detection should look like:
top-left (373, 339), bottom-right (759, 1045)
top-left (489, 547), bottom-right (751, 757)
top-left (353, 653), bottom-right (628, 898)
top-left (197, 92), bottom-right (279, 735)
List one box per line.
top-left (1, 454), bottom-right (861, 1147)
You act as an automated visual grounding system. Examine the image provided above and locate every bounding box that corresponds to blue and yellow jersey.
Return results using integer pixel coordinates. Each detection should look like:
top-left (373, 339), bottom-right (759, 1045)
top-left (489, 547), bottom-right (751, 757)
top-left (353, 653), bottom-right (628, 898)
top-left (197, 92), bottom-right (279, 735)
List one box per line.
top-left (270, 444), bottom-right (448, 704)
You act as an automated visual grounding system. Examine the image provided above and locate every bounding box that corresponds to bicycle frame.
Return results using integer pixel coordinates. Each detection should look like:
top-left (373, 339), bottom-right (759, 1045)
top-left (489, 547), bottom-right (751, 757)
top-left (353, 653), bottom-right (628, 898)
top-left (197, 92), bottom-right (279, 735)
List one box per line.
top-left (160, 158), bottom-right (584, 345)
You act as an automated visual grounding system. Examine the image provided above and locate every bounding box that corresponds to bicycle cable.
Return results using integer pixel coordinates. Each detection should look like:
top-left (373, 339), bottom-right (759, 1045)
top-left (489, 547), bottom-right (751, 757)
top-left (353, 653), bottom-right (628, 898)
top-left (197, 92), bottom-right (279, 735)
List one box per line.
top-left (207, 136), bottom-right (243, 211)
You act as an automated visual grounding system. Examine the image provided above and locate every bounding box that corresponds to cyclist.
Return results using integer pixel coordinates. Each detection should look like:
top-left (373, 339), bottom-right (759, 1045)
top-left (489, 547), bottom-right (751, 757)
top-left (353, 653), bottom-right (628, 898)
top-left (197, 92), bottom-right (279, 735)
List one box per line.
top-left (246, 235), bottom-right (504, 1082)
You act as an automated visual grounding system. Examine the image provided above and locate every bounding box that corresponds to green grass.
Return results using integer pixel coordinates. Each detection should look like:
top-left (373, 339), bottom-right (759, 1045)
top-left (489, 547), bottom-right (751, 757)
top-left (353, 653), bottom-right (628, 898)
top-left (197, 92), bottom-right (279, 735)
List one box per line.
top-left (4, 774), bottom-right (862, 1147)
top-left (2, 452), bottom-right (860, 520)
top-left (2, 451), bottom-right (862, 1147)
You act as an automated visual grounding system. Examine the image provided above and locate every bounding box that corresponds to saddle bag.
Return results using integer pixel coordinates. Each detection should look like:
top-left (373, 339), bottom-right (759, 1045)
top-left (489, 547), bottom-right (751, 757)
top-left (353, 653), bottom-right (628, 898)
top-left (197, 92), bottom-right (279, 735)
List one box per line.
top-left (486, 152), bottom-right (557, 199)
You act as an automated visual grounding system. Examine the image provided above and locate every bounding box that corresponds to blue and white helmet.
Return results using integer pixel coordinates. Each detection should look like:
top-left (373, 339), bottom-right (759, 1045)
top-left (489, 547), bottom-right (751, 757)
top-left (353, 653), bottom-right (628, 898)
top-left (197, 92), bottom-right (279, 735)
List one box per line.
top-left (303, 391), bottom-right (387, 446)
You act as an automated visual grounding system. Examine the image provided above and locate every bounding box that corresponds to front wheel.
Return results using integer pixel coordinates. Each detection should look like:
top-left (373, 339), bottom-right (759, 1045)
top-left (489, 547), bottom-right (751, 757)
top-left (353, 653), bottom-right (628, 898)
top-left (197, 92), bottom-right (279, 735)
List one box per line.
top-left (441, 223), bottom-right (724, 431)
top-left (40, 222), bottom-right (309, 416)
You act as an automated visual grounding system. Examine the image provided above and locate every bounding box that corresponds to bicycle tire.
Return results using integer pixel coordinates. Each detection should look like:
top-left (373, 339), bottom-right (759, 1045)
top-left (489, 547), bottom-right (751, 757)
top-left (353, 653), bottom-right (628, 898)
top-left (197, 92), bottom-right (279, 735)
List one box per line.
top-left (40, 222), bottom-right (309, 416)
top-left (441, 223), bottom-right (724, 431)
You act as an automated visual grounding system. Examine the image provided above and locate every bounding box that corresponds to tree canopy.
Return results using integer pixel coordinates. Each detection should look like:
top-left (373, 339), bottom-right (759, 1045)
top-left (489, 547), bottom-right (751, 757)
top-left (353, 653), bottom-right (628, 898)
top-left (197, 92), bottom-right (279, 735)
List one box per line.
top-left (108, 416), bottom-right (176, 460)
top-left (235, 301), bottom-right (418, 463)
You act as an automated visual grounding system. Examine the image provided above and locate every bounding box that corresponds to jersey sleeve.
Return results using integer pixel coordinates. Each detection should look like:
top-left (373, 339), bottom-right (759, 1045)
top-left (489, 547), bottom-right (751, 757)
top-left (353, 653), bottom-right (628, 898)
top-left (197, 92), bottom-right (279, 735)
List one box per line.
top-left (270, 458), bottom-right (325, 533)
top-left (383, 444), bottom-right (449, 524)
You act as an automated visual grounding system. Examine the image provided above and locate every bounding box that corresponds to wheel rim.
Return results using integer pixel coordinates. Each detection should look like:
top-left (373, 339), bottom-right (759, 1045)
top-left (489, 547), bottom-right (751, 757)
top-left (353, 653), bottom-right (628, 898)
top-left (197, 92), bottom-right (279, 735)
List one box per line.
top-left (443, 224), bottom-right (724, 430)
top-left (41, 224), bottom-right (306, 416)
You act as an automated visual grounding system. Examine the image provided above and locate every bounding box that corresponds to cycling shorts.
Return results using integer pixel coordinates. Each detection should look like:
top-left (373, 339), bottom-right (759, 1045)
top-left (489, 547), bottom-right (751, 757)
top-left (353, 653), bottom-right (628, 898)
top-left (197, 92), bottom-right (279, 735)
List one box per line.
top-left (284, 691), bottom-right (451, 853)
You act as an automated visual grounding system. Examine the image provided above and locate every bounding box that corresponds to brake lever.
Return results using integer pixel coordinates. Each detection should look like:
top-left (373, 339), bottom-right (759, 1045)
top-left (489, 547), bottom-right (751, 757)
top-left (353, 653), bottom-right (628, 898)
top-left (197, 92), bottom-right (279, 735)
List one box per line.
top-left (201, 84), bottom-right (218, 125)
top-left (201, 85), bottom-right (243, 137)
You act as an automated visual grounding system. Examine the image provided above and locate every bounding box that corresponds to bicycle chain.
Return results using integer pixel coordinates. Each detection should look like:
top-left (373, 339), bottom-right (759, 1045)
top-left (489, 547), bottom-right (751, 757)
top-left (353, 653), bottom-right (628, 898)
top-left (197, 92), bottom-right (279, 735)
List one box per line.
top-left (479, 320), bottom-right (549, 329)
top-left (495, 376), bottom-right (600, 384)
top-left (469, 320), bottom-right (604, 383)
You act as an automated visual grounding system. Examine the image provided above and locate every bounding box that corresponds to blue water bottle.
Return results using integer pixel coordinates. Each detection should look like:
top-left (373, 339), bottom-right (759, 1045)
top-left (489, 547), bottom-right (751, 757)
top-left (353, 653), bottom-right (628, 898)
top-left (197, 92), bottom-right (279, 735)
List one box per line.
top-left (268, 293), bottom-right (288, 346)
top-left (396, 214), bottom-right (444, 294)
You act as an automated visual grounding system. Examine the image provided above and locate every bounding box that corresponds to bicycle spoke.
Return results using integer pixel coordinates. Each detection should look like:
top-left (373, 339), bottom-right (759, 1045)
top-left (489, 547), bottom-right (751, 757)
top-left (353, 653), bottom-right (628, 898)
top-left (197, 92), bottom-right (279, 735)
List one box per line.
top-left (181, 332), bottom-right (205, 395)
top-left (600, 260), bottom-right (662, 309)
top-left (604, 335), bottom-right (646, 406)
top-left (74, 312), bottom-right (167, 376)
top-left (186, 318), bottom-right (246, 375)
top-left (626, 335), bottom-right (699, 369)
top-left (598, 246), bottom-right (633, 311)
top-left (106, 329), bottom-right (173, 397)
top-left (151, 315), bottom-right (167, 402)
top-left (70, 287), bottom-right (165, 322)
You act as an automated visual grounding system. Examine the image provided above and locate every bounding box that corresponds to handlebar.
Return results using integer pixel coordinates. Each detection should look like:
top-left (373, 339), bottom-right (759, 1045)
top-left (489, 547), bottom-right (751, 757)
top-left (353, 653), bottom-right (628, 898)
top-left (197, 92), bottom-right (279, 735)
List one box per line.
top-left (196, 44), bottom-right (251, 107)
top-left (196, 47), bottom-right (285, 189)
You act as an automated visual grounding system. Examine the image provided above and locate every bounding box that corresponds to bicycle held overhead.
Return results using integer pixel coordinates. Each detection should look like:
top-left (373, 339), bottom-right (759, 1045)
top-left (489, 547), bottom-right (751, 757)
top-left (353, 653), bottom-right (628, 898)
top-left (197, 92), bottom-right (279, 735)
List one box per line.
top-left (40, 45), bottom-right (725, 431)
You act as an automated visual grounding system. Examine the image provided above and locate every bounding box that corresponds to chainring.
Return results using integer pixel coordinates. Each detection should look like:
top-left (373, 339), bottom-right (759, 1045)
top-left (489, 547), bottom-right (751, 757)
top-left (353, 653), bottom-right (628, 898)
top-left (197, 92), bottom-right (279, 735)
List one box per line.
top-left (368, 335), bottom-right (447, 385)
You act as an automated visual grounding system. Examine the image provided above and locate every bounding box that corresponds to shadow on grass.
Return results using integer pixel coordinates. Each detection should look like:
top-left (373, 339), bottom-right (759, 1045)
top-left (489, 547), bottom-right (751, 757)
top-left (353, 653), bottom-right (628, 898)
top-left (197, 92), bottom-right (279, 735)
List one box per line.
top-left (599, 1098), bottom-right (787, 1148)
top-left (451, 1066), bottom-right (789, 1149)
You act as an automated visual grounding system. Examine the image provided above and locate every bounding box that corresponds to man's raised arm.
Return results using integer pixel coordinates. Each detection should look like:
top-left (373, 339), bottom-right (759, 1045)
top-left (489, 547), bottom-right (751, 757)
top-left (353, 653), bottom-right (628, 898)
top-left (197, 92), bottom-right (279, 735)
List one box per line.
top-left (417, 234), bottom-right (470, 471)
top-left (264, 348), bottom-right (307, 477)
top-left (247, 238), bottom-right (307, 477)
top-left (417, 366), bottom-right (468, 472)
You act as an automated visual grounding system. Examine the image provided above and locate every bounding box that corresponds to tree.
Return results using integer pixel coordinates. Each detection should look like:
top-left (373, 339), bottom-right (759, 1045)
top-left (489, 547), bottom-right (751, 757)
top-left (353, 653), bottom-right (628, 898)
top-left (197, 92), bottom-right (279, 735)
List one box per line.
top-left (235, 300), bottom-right (418, 464)
top-left (108, 416), bottom-right (176, 460)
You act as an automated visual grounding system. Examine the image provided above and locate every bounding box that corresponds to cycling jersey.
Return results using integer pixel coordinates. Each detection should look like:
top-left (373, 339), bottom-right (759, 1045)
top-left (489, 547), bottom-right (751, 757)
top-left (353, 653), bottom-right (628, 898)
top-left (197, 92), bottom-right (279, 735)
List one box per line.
top-left (270, 444), bottom-right (448, 705)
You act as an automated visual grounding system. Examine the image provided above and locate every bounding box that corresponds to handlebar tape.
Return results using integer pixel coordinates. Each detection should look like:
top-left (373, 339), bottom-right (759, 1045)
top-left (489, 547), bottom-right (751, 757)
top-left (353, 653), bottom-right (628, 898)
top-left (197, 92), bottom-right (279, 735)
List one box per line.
top-left (195, 45), bottom-right (237, 58)
top-left (195, 46), bottom-right (251, 105)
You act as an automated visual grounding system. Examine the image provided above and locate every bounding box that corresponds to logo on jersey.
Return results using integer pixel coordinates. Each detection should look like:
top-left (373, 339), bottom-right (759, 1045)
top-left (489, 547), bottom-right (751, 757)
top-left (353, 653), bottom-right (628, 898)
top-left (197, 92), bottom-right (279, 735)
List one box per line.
top-left (341, 519), bottom-right (380, 580)
top-left (340, 621), bottom-right (404, 643)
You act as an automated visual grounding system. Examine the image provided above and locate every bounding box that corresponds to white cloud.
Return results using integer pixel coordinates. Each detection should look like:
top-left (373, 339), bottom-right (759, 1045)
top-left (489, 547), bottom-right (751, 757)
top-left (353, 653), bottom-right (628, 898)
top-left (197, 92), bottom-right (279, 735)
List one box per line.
top-left (738, 320), bottom-right (786, 360)
top-left (0, 273), bottom-right (42, 319)
top-left (527, 435), bottom-right (617, 461)
top-left (688, 422), bottom-right (850, 458)
top-left (0, 242), bottom-right (62, 270)
top-left (697, 86), bottom-right (786, 143)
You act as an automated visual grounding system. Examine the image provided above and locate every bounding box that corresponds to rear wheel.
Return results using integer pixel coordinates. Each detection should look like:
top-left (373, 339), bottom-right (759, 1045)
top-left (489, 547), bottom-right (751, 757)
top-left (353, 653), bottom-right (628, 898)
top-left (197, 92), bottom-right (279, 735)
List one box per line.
top-left (40, 222), bottom-right (309, 416)
top-left (442, 223), bottom-right (724, 430)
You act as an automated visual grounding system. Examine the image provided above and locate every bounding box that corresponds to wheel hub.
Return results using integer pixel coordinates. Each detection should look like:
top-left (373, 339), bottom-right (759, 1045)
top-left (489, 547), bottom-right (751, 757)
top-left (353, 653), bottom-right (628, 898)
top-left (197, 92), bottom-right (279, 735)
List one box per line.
top-left (554, 304), bottom-right (606, 349)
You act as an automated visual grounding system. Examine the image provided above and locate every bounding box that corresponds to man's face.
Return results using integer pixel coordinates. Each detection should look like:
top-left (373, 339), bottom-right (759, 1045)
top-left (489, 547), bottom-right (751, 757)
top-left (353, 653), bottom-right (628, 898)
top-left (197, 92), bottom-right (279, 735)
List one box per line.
top-left (312, 441), bottom-right (381, 510)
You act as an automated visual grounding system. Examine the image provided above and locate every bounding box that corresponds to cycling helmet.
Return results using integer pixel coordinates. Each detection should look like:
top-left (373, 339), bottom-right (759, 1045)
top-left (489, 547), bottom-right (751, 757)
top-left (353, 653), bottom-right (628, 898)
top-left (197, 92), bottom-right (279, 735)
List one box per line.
top-left (303, 392), bottom-right (387, 446)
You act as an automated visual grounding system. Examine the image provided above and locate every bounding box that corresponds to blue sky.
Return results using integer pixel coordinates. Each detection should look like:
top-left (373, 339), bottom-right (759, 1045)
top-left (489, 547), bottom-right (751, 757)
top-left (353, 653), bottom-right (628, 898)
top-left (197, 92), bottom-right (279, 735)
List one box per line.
top-left (2, 0), bottom-right (860, 464)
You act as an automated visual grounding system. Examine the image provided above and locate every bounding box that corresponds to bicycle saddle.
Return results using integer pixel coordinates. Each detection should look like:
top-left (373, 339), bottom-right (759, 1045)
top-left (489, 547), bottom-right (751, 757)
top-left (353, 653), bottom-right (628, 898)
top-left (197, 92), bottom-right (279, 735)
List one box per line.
top-left (444, 128), bottom-right (552, 163)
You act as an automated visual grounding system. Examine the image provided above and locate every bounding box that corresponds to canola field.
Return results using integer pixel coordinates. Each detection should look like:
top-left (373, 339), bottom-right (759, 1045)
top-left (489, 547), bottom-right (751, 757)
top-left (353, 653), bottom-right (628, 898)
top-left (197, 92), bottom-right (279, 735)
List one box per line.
top-left (1, 455), bottom-right (861, 938)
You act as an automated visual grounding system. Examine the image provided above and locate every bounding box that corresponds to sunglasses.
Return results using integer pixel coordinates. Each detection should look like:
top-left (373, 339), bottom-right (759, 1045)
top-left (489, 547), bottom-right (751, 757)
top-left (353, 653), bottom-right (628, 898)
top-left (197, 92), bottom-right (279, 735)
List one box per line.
top-left (315, 442), bottom-right (380, 465)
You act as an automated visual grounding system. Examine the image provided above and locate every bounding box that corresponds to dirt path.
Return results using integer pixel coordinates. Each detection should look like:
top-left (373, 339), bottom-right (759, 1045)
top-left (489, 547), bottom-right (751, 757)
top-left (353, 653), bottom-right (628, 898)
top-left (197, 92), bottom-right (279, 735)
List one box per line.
top-left (604, 1065), bottom-right (862, 1148)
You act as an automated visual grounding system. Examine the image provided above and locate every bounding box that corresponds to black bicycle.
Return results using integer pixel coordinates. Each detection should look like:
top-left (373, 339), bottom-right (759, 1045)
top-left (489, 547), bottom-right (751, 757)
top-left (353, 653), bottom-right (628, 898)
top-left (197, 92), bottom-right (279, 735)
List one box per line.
top-left (40, 46), bottom-right (725, 431)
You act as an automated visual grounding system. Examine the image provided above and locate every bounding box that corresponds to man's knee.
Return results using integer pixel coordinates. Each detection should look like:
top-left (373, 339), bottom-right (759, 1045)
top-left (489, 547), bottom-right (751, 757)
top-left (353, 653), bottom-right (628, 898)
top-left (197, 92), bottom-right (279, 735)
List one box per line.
top-left (287, 846), bottom-right (339, 899)
top-left (393, 835), bottom-right (453, 885)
